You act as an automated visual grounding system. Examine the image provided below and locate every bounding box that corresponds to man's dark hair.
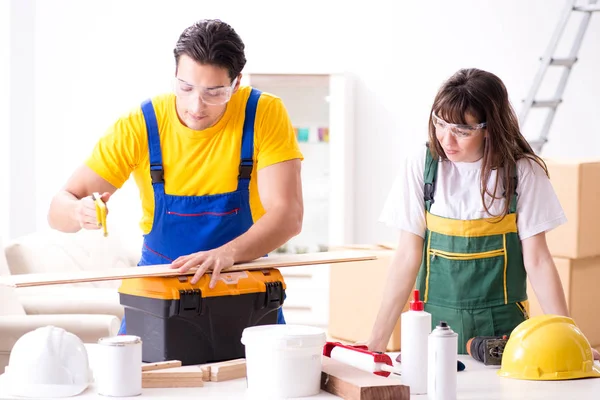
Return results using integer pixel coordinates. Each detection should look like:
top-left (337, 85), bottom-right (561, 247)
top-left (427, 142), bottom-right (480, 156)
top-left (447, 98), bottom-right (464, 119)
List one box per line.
top-left (174, 19), bottom-right (246, 81)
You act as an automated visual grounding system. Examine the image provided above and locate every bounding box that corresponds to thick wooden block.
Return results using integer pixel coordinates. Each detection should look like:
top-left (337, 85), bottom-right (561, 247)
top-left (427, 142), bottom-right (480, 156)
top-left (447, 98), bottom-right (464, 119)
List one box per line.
top-left (141, 365), bottom-right (204, 388)
top-left (321, 356), bottom-right (409, 400)
top-left (209, 359), bottom-right (247, 382)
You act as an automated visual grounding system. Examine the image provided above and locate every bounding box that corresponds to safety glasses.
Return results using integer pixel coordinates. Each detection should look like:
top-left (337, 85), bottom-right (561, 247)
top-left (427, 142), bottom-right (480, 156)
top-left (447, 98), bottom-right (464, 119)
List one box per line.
top-left (173, 77), bottom-right (238, 106)
top-left (432, 111), bottom-right (486, 139)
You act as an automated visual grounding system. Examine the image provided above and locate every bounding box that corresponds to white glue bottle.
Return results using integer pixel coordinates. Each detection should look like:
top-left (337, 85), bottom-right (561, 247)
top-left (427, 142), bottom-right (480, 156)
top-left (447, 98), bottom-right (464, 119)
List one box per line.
top-left (428, 321), bottom-right (458, 400)
top-left (400, 289), bottom-right (431, 394)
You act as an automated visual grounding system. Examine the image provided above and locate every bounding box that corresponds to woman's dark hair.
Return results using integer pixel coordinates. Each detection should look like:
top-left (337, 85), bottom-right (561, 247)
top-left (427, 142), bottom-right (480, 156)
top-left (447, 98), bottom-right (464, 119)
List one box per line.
top-left (427, 68), bottom-right (548, 218)
top-left (173, 19), bottom-right (246, 81)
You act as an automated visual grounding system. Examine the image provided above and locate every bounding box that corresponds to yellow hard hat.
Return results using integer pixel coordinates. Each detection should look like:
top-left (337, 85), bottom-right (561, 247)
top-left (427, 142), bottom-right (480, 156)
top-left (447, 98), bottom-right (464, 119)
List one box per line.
top-left (498, 314), bottom-right (600, 380)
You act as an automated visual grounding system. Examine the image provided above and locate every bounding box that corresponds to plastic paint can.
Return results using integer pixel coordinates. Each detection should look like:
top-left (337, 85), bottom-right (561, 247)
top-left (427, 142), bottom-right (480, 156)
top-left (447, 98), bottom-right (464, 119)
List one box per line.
top-left (241, 324), bottom-right (326, 399)
top-left (96, 335), bottom-right (142, 397)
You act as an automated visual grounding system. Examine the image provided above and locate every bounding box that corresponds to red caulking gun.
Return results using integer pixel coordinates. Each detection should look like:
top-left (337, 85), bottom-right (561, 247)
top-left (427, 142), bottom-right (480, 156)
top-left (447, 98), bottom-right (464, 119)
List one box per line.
top-left (323, 342), bottom-right (402, 377)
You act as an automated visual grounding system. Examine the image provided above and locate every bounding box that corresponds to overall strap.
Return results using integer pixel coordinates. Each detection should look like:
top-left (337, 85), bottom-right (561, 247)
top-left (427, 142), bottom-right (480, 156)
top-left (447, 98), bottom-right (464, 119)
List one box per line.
top-left (424, 144), bottom-right (438, 212)
top-left (237, 88), bottom-right (261, 192)
top-left (507, 163), bottom-right (518, 214)
top-left (141, 99), bottom-right (165, 194)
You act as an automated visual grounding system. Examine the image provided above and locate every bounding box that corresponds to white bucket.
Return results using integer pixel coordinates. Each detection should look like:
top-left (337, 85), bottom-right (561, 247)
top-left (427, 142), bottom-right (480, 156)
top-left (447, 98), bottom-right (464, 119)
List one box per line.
top-left (241, 324), bottom-right (326, 399)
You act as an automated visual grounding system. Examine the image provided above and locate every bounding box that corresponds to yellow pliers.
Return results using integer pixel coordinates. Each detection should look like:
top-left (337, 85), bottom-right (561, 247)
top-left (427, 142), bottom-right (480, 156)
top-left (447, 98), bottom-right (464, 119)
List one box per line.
top-left (92, 192), bottom-right (108, 237)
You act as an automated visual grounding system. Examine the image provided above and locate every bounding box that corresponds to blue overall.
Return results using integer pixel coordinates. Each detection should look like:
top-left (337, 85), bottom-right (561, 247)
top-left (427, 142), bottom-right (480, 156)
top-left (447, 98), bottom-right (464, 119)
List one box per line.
top-left (117, 88), bottom-right (285, 335)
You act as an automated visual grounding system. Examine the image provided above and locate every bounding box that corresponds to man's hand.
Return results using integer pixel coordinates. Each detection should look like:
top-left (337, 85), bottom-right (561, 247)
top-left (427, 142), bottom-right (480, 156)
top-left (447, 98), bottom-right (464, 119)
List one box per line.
top-left (593, 348), bottom-right (600, 361)
top-left (74, 192), bottom-right (111, 230)
top-left (48, 165), bottom-right (117, 233)
top-left (170, 247), bottom-right (235, 288)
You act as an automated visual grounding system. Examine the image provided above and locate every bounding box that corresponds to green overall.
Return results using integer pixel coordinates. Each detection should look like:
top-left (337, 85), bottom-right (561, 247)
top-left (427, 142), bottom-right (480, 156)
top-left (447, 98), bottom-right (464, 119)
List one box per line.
top-left (415, 147), bottom-right (530, 354)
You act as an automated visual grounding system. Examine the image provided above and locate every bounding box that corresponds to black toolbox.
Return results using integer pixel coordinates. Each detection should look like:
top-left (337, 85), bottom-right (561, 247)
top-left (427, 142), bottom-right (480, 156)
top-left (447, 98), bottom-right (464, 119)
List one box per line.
top-left (118, 269), bottom-right (285, 365)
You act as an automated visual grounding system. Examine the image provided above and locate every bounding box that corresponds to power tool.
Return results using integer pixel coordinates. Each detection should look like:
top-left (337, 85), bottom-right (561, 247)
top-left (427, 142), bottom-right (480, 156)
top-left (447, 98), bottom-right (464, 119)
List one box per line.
top-left (466, 335), bottom-right (508, 366)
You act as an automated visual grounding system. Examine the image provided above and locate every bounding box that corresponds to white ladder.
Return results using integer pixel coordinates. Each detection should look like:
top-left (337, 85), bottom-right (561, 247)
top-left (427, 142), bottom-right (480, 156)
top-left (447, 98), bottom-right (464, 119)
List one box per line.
top-left (521, 0), bottom-right (599, 154)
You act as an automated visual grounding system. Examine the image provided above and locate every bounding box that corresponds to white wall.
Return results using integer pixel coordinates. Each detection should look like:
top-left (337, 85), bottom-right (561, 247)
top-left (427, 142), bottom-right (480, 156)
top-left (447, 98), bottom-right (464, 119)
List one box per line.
top-left (0, 0), bottom-right (9, 244)
top-left (9, 0), bottom-right (37, 241)
top-left (6, 0), bottom-right (600, 245)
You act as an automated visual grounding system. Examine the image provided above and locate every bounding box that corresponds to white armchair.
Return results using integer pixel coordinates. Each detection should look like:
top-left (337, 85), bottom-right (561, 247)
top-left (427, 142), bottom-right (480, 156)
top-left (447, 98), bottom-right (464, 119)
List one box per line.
top-left (0, 299), bottom-right (120, 374)
top-left (0, 229), bottom-right (141, 373)
top-left (4, 228), bottom-right (142, 307)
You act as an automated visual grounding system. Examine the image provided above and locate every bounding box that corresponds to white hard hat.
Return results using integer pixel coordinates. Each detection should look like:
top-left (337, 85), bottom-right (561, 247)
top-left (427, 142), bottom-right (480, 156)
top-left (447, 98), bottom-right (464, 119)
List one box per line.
top-left (2, 325), bottom-right (93, 398)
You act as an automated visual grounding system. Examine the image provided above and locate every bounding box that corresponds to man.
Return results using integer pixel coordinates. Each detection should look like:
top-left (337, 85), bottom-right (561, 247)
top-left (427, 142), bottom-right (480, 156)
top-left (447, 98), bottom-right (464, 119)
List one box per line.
top-left (47, 19), bottom-right (304, 334)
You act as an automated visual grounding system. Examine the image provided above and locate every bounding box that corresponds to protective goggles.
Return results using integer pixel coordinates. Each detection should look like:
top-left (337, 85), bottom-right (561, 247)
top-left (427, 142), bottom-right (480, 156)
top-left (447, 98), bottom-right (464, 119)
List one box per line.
top-left (173, 77), bottom-right (238, 106)
top-left (432, 111), bottom-right (486, 139)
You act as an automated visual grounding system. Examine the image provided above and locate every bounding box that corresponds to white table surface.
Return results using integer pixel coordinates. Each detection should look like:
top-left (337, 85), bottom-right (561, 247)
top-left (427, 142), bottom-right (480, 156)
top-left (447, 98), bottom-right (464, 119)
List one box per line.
top-left (0, 346), bottom-right (598, 399)
top-left (0, 344), bottom-right (338, 400)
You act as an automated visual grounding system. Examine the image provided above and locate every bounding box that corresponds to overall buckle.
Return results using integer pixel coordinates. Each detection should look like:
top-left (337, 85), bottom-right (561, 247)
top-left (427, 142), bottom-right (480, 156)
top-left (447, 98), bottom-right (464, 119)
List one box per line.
top-left (150, 164), bottom-right (164, 184)
top-left (238, 158), bottom-right (254, 180)
top-left (424, 183), bottom-right (435, 203)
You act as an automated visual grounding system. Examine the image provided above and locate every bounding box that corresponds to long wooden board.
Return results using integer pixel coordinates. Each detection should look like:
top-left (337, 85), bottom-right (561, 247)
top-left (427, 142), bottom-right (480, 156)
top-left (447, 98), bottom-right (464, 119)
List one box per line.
top-left (321, 356), bottom-right (409, 400)
top-left (0, 250), bottom-right (376, 288)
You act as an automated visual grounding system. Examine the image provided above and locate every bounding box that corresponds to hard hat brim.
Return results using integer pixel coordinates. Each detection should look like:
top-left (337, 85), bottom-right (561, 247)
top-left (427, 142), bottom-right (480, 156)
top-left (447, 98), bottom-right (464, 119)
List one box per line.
top-left (0, 373), bottom-right (89, 398)
top-left (498, 362), bottom-right (600, 381)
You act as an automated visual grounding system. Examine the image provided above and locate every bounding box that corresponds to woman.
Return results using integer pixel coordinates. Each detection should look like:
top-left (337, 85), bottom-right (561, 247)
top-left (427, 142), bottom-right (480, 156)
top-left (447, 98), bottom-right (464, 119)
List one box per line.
top-left (367, 68), bottom-right (600, 360)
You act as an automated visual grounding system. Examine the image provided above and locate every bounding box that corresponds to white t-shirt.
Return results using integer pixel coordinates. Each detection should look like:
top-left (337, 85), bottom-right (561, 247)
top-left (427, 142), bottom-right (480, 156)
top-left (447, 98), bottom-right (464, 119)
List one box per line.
top-left (380, 145), bottom-right (567, 240)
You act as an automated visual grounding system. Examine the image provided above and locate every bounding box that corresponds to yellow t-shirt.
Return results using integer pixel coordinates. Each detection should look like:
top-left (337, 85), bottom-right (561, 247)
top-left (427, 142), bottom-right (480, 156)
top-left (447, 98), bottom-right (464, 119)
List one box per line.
top-left (85, 86), bottom-right (304, 234)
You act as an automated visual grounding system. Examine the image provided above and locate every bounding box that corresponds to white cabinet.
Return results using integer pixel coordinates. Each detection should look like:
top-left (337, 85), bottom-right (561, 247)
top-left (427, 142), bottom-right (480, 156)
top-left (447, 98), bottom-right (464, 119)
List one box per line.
top-left (242, 73), bottom-right (354, 328)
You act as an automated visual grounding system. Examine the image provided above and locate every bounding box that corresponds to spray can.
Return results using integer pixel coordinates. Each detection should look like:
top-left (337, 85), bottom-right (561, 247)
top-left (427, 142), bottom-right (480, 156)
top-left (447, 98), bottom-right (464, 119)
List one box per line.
top-left (400, 289), bottom-right (431, 394)
top-left (428, 321), bottom-right (458, 400)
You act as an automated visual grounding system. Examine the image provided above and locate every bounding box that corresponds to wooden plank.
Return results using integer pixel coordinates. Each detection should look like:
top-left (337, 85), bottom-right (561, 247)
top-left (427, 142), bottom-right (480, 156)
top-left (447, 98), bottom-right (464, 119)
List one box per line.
top-left (142, 365), bottom-right (204, 378)
top-left (321, 357), bottom-right (410, 400)
top-left (198, 360), bottom-right (235, 382)
top-left (142, 379), bottom-right (203, 388)
top-left (141, 360), bottom-right (182, 371)
top-left (140, 359), bottom-right (246, 387)
top-left (197, 358), bottom-right (246, 382)
top-left (337, 243), bottom-right (397, 251)
top-left (201, 365), bottom-right (211, 382)
top-left (210, 359), bottom-right (246, 382)
top-left (0, 250), bottom-right (376, 288)
top-left (142, 365), bottom-right (204, 388)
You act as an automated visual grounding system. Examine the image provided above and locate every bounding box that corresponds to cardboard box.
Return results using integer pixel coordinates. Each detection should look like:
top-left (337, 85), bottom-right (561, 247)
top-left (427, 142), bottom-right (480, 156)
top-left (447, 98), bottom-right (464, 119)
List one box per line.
top-left (328, 245), bottom-right (409, 351)
top-left (526, 256), bottom-right (600, 347)
top-left (329, 244), bottom-right (600, 350)
top-left (544, 158), bottom-right (600, 259)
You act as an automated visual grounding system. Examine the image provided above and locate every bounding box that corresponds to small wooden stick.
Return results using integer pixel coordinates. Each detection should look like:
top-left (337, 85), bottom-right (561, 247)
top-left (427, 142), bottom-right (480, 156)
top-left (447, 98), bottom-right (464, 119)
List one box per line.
top-left (141, 360), bottom-right (182, 372)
